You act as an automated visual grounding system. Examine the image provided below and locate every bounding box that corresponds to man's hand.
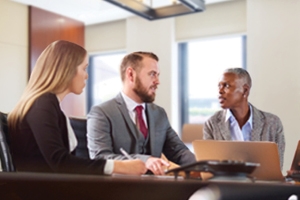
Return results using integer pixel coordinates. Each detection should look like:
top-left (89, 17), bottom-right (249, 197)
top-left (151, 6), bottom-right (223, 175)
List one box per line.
top-left (145, 157), bottom-right (170, 175)
top-left (113, 159), bottom-right (147, 175)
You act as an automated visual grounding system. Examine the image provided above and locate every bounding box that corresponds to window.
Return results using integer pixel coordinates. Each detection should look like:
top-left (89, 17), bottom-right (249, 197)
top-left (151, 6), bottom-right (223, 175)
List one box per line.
top-left (87, 52), bottom-right (126, 112)
top-left (179, 35), bottom-right (247, 127)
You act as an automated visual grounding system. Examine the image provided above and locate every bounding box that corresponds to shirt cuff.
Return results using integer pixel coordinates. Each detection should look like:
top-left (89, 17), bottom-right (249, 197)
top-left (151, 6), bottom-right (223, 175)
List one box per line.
top-left (104, 159), bottom-right (114, 175)
top-left (139, 155), bottom-right (151, 163)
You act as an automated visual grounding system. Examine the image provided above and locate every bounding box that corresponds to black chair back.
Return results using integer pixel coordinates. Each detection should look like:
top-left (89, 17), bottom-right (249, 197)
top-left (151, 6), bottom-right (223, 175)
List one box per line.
top-left (69, 117), bottom-right (89, 159)
top-left (0, 112), bottom-right (15, 171)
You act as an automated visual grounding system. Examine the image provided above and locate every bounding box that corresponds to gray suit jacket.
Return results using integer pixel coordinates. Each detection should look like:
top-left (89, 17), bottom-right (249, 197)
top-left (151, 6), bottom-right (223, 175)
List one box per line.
top-left (87, 93), bottom-right (196, 165)
top-left (203, 104), bottom-right (285, 168)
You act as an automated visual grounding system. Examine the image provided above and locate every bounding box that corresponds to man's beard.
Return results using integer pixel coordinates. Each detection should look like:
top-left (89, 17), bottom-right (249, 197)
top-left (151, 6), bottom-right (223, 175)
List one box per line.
top-left (133, 76), bottom-right (156, 103)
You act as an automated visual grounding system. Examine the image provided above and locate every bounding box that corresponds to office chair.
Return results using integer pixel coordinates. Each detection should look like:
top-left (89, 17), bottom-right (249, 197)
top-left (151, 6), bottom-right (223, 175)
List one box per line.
top-left (69, 117), bottom-right (89, 159)
top-left (181, 123), bottom-right (204, 144)
top-left (0, 112), bottom-right (15, 172)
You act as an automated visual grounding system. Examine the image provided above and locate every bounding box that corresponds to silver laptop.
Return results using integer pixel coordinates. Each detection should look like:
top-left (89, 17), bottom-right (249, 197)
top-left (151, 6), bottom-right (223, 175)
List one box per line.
top-left (192, 140), bottom-right (284, 181)
top-left (290, 141), bottom-right (300, 171)
top-left (286, 141), bottom-right (300, 180)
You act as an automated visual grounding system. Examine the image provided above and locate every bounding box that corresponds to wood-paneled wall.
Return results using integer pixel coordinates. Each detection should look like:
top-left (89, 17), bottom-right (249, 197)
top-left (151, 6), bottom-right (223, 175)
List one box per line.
top-left (29, 6), bottom-right (86, 117)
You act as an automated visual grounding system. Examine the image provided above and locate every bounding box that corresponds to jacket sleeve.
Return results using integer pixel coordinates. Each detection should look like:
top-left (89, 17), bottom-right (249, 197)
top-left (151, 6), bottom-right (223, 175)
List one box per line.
top-left (158, 109), bottom-right (196, 165)
top-left (203, 119), bottom-right (214, 140)
top-left (26, 94), bottom-right (107, 175)
top-left (274, 116), bottom-right (285, 169)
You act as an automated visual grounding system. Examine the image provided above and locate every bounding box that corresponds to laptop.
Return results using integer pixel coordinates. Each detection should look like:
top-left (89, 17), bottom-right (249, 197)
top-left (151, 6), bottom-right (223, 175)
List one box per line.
top-left (192, 140), bottom-right (284, 181)
top-left (290, 141), bottom-right (300, 171)
top-left (287, 141), bottom-right (300, 180)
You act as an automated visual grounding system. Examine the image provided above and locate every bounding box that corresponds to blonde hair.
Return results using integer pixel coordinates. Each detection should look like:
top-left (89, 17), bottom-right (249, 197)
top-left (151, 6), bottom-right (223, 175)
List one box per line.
top-left (8, 40), bottom-right (87, 129)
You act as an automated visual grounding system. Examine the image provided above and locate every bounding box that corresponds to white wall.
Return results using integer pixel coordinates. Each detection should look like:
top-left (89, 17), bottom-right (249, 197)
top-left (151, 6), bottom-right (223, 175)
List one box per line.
top-left (85, 20), bottom-right (126, 53)
top-left (176, 0), bottom-right (246, 41)
top-left (0, 0), bottom-right (28, 113)
top-left (247, 0), bottom-right (300, 174)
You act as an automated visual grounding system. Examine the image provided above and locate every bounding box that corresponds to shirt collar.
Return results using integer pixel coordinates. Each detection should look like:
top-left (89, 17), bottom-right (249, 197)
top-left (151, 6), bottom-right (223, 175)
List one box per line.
top-left (121, 92), bottom-right (146, 112)
top-left (225, 104), bottom-right (253, 128)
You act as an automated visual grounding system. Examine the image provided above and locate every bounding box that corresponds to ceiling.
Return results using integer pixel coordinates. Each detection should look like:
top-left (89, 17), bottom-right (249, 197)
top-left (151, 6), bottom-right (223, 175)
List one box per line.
top-left (11, 0), bottom-right (233, 25)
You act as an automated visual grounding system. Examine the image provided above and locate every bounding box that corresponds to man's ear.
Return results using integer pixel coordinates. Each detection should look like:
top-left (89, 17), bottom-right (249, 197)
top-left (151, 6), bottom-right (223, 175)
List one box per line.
top-left (126, 67), bottom-right (135, 83)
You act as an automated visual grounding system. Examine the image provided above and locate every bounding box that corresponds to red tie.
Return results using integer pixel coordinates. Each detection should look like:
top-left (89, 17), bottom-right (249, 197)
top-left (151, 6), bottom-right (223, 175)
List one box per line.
top-left (135, 105), bottom-right (148, 138)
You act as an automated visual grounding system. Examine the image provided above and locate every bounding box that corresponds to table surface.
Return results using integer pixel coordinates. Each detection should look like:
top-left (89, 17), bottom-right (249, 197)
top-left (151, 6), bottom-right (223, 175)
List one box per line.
top-left (0, 172), bottom-right (299, 200)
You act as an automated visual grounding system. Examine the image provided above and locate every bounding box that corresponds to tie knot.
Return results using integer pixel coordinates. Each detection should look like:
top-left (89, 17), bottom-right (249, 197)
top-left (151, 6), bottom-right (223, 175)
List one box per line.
top-left (135, 105), bottom-right (143, 114)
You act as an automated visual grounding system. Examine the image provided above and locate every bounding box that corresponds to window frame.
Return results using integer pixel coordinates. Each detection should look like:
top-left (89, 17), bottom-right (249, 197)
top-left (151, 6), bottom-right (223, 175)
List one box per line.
top-left (86, 51), bottom-right (126, 113)
top-left (178, 35), bottom-right (247, 130)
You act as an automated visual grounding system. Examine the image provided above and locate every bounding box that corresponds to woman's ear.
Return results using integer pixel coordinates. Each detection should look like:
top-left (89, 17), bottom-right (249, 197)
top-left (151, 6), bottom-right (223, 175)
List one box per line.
top-left (243, 84), bottom-right (250, 98)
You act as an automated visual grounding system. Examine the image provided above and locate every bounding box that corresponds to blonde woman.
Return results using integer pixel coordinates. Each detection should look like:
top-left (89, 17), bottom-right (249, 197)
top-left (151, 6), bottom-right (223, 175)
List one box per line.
top-left (8, 40), bottom-right (146, 175)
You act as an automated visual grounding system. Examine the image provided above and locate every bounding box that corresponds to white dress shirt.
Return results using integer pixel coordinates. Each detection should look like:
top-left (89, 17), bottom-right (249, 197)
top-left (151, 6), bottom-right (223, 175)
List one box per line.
top-left (121, 92), bottom-right (148, 128)
top-left (225, 105), bottom-right (253, 141)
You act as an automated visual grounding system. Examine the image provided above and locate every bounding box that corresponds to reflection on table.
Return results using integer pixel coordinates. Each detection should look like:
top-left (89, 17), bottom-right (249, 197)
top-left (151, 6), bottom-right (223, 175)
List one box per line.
top-left (0, 171), bottom-right (299, 200)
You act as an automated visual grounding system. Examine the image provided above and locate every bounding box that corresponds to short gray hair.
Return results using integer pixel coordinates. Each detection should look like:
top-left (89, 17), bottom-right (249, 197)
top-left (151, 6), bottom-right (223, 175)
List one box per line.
top-left (224, 68), bottom-right (252, 88)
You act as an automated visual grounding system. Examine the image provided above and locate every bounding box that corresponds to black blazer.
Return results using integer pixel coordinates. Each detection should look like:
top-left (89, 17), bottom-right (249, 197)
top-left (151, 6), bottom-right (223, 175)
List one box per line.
top-left (10, 93), bottom-right (106, 175)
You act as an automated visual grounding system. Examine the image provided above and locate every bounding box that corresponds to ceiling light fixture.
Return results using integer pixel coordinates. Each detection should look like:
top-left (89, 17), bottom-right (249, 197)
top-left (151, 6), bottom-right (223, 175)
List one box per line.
top-left (103, 0), bottom-right (205, 21)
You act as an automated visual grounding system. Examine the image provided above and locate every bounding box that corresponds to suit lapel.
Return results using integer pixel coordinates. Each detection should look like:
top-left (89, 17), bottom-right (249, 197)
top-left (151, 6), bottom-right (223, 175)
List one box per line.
top-left (250, 105), bottom-right (264, 141)
top-left (115, 93), bottom-right (139, 143)
top-left (218, 110), bottom-right (232, 140)
top-left (145, 104), bottom-right (156, 155)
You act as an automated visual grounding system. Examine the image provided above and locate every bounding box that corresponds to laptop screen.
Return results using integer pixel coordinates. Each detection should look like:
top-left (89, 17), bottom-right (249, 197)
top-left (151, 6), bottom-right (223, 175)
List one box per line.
top-left (290, 141), bottom-right (300, 171)
top-left (192, 140), bottom-right (284, 181)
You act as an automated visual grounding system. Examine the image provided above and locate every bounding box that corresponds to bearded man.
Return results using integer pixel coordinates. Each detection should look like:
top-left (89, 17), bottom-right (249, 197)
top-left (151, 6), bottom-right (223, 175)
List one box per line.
top-left (87, 52), bottom-right (195, 175)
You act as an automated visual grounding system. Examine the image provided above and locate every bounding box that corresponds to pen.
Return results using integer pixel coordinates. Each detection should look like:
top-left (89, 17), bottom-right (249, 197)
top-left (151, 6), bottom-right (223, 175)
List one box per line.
top-left (120, 148), bottom-right (134, 160)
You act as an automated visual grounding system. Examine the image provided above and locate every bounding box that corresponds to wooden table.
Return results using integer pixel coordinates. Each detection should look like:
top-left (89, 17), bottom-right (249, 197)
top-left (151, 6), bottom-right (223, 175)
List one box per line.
top-left (0, 172), bottom-right (299, 200)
